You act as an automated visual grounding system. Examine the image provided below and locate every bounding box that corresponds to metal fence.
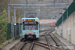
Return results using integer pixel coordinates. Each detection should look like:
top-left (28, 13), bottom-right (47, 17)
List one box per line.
top-left (40, 24), bottom-right (51, 30)
top-left (40, 24), bottom-right (55, 31)
top-left (7, 23), bottom-right (22, 40)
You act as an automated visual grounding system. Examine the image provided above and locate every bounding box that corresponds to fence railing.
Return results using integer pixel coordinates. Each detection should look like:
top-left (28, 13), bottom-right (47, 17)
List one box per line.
top-left (7, 23), bottom-right (22, 40)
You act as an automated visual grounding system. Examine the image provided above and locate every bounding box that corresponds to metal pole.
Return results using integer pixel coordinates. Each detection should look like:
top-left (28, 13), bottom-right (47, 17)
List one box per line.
top-left (12, 16), bottom-right (14, 38)
top-left (62, 8), bottom-right (65, 36)
top-left (14, 8), bottom-right (16, 24)
top-left (12, 16), bottom-right (13, 23)
top-left (57, 12), bottom-right (58, 22)
top-left (66, 5), bottom-right (69, 39)
top-left (56, 12), bottom-right (58, 22)
top-left (51, 17), bottom-right (53, 29)
top-left (56, 16), bottom-right (57, 22)
top-left (14, 8), bottom-right (16, 37)
top-left (61, 8), bottom-right (64, 37)
top-left (14, 6), bottom-right (64, 9)
top-left (51, 17), bottom-right (53, 26)
top-left (8, 5), bottom-right (10, 23)
top-left (8, 3), bottom-right (69, 6)
top-left (24, 11), bottom-right (25, 18)
top-left (19, 18), bottom-right (20, 34)
top-left (67, 5), bottom-right (68, 18)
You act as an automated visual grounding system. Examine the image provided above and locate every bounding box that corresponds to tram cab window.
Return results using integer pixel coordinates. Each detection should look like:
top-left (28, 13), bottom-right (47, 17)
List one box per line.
top-left (23, 21), bottom-right (38, 30)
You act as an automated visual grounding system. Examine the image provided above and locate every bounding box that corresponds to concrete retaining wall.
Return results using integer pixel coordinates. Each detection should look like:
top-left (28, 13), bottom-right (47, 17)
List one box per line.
top-left (57, 11), bottom-right (75, 45)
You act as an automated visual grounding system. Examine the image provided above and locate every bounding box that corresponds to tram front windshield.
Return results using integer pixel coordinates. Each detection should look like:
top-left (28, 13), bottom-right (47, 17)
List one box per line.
top-left (23, 21), bottom-right (38, 30)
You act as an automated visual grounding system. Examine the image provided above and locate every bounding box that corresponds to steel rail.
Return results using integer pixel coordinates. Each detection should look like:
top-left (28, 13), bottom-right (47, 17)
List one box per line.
top-left (34, 41), bottom-right (48, 46)
top-left (49, 33), bottom-right (59, 46)
top-left (29, 42), bottom-right (34, 50)
top-left (34, 42), bottom-right (49, 49)
top-left (51, 33), bottom-right (64, 50)
top-left (40, 35), bottom-right (45, 37)
top-left (48, 30), bottom-right (63, 50)
top-left (51, 45), bottom-right (63, 50)
top-left (19, 42), bottom-right (27, 50)
top-left (45, 32), bottom-right (52, 50)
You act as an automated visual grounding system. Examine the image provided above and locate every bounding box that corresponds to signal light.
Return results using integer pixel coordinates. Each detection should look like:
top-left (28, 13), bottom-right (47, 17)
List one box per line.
top-left (22, 19), bottom-right (24, 22)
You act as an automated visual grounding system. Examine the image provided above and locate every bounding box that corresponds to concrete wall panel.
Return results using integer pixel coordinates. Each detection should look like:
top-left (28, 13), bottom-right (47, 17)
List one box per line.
top-left (72, 12), bottom-right (75, 44)
top-left (63, 19), bottom-right (66, 39)
top-left (70, 12), bottom-right (73, 43)
top-left (65, 18), bottom-right (68, 39)
top-left (57, 11), bottom-right (75, 45)
top-left (57, 26), bottom-right (59, 35)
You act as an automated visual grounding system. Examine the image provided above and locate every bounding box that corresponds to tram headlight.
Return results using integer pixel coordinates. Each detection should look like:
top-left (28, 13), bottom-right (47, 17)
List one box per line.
top-left (36, 19), bottom-right (38, 21)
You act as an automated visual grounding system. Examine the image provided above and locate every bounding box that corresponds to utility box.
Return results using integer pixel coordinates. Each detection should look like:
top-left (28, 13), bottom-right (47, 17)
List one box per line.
top-left (67, 28), bottom-right (71, 42)
top-left (67, 28), bottom-right (71, 36)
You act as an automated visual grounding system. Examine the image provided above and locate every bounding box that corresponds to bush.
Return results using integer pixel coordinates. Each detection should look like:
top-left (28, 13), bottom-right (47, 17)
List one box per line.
top-left (0, 15), bottom-right (8, 45)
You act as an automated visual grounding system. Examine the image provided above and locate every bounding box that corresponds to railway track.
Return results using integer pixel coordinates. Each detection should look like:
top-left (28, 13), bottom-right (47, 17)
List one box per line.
top-left (45, 33), bottom-right (52, 50)
top-left (19, 42), bottom-right (27, 50)
top-left (10, 30), bottom-right (68, 50)
top-left (29, 42), bottom-right (34, 50)
top-left (45, 32), bottom-right (63, 50)
top-left (18, 41), bottom-right (34, 50)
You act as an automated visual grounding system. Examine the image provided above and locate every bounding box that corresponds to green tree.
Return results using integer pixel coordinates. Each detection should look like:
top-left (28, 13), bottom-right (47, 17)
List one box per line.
top-left (0, 15), bottom-right (8, 45)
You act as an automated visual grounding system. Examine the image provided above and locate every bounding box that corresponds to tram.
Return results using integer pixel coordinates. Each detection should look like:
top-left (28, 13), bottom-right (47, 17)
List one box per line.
top-left (21, 18), bottom-right (39, 40)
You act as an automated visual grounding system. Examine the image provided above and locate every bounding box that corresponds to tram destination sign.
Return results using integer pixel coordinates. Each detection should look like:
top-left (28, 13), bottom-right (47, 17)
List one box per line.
top-left (26, 19), bottom-right (35, 21)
